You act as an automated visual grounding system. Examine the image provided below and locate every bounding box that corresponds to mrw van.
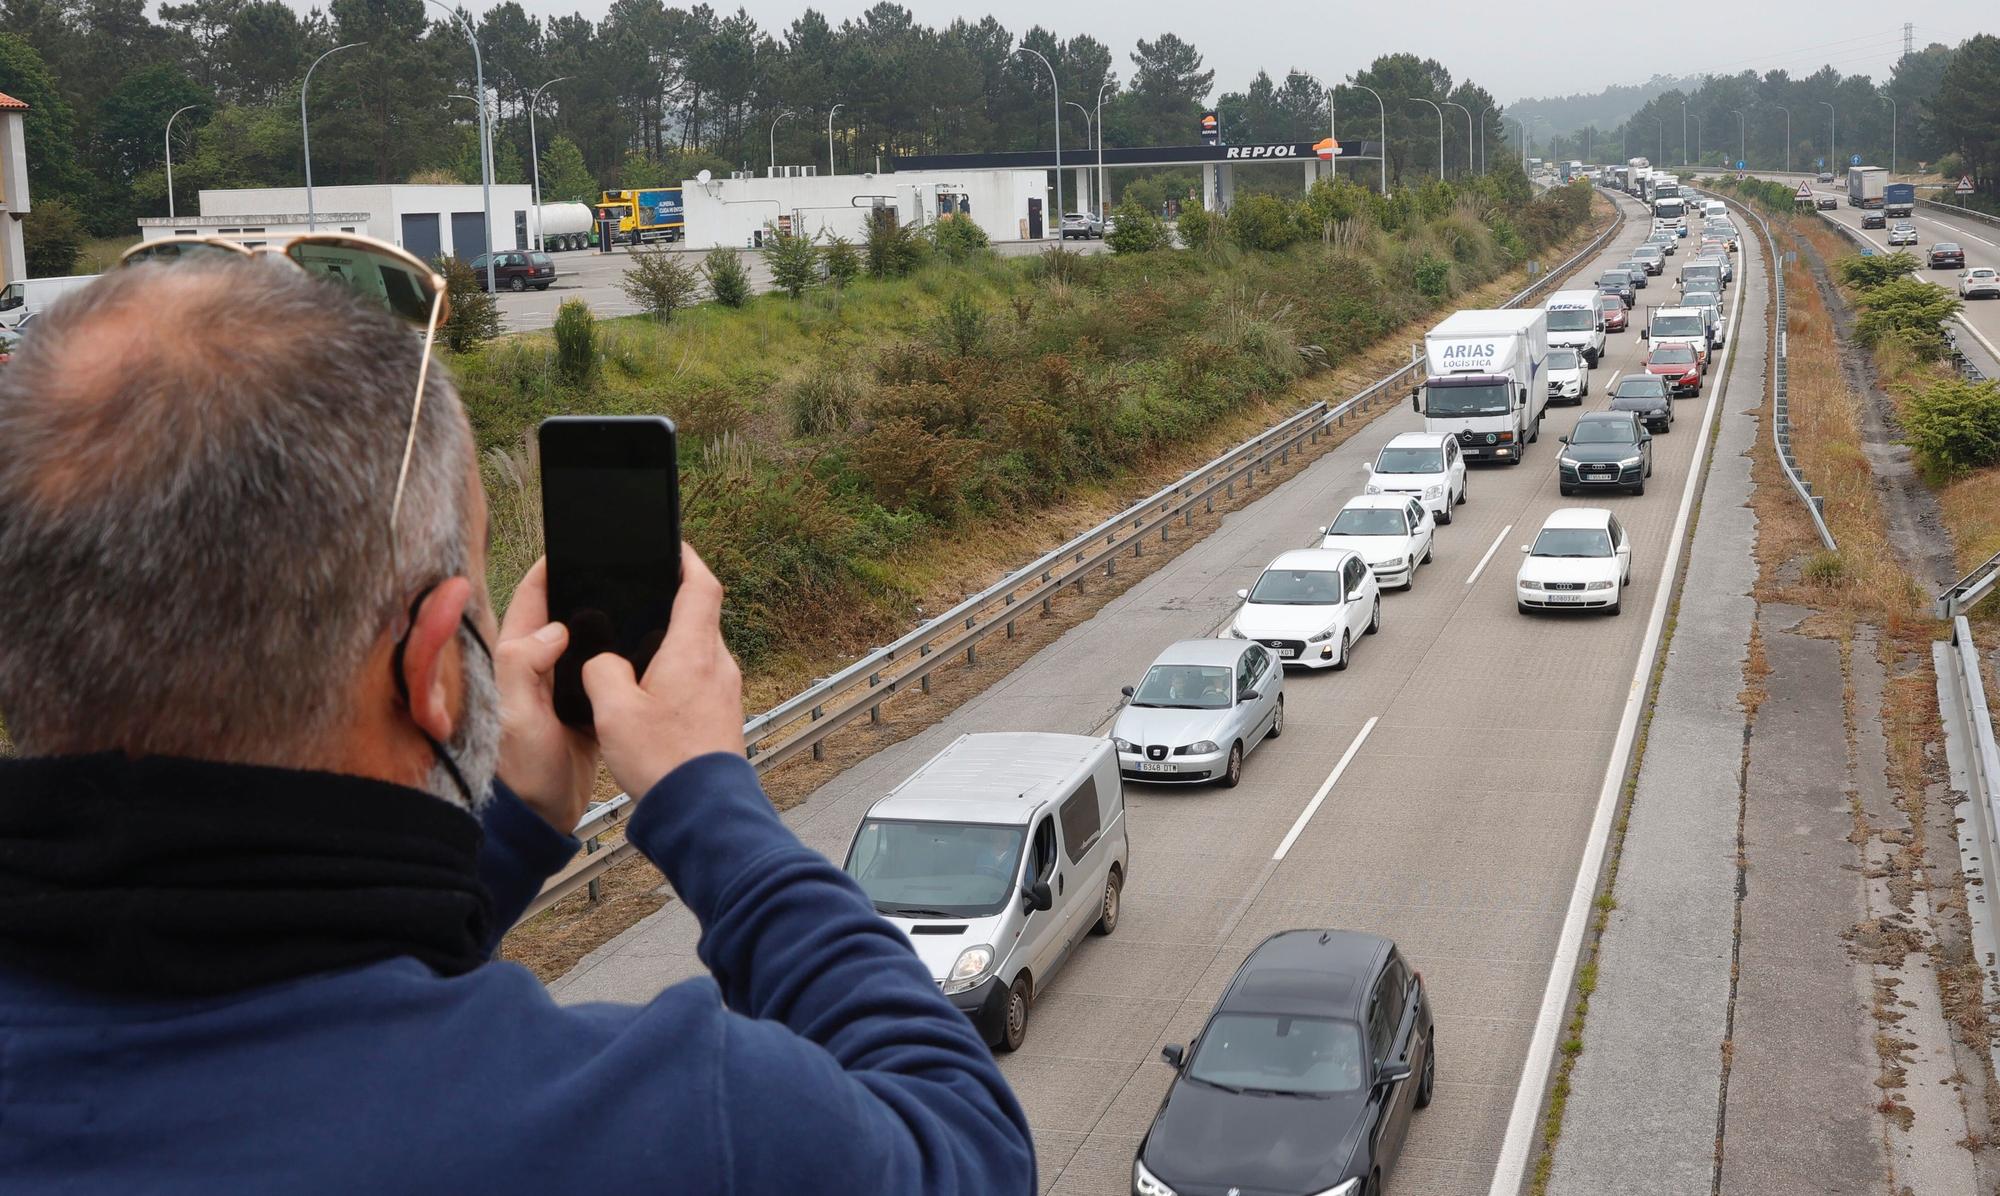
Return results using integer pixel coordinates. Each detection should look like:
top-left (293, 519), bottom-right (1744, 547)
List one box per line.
top-left (843, 732), bottom-right (1130, 1052)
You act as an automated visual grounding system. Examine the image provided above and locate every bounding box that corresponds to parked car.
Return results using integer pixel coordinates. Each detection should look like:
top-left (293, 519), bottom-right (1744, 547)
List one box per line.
top-left (1887, 223), bottom-right (1920, 247)
top-left (1608, 375), bottom-right (1674, 433)
top-left (1816, 195), bottom-right (1838, 210)
top-left (1556, 411), bottom-right (1655, 496)
top-left (467, 250), bottom-right (556, 292)
top-left (1113, 639), bottom-right (1283, 788)
top-left (1597, 292), bottom-right (1630, 332)
top-left (842, 732), bottom-right (1126, 1052)
top-left (1645, 343), bottom-right (1704, 396)
top-left (1931, 243), bottom-right (1968, 270)
top-left (1546, 347), bottom-right (1590, 405)
top-left (1317, 495), bottom-right (1435, 591)
top-left (1961, 267), bottom-right (2000, 300)
top-left (1597, 270), bottom-right (1636, 304)
top-left (1060, 211), bottom-right (1104, 239)
top-left (1861, 211), bottom-right (1887, 230)
top-left (1364, 431), bottom-right (1466, 524)
top-left (1518, 507), bottom-right (1634, 614)
top-left (1226, 548), bottom-right (1382, 669)
top-left (1135, 930), bottom-right (1434, 1196)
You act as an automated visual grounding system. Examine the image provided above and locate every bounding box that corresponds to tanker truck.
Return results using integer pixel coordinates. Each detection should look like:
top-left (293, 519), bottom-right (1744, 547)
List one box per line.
top-left (532, 202), bottom-right (596, 251)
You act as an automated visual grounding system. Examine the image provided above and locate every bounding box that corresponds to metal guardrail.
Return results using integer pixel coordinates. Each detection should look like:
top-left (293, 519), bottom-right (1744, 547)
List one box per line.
top-left (520, 197), bottom-right (1632, 921)
top-left (1934, 617), bottom-right (2000, 1086)
top-left (1918, 196), bottom-right (2000, 231)
top-left (1699, 186), bottom-right (1837, 551)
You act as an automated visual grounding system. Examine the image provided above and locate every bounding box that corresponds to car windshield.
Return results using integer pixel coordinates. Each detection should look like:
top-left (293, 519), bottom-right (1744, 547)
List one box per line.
top-left (1374, 445), bottom-right (1444, 472)
top-left (1547, 309), bottom-right (1594, 332)
top-left (1598, 296), bottom-right (1625, 312)
top-left (844, 819), bottom-right (1026, 918)
top-left (1651, 345), bottom-right (1697, 365)
top-left (1532, 527), bottom-right (1616, 557)
top-left (1185, 1013), bottom-right (1366, 1096)
top-left (1652, 316), bottom-right (1705, 337)
top-left (1571, 419), bottom-right (1639, 445)
top-left (1249, 568), bottom-right (1345, 605)
top-left (1423, 383), bottom-right (1512, 417)
top-left (1600, 272), bottom-right (1629, 287)
top-left (1131, 664), bottom-right (1234, 709)
top-left (1548, 349), bottom-right (1580, 370)
top-left (1327, 508), bottom-right (1406, 536)
top-left (1684, 291), bottom-right (1719, 308)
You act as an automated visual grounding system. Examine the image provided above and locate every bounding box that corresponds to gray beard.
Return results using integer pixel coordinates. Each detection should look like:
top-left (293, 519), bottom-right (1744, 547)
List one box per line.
top-left (425, 625), bottom-right (501, 811)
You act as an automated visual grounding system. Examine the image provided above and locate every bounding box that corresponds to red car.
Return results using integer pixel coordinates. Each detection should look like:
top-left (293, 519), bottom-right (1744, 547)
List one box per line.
top-left (1646, 343), bottom-right (1702, 395)
top-left (1597, 293), bottom-right (1630, 332)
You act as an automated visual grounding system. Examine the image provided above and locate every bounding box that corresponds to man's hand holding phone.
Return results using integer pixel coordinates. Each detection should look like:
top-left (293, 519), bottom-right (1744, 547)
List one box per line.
top-left (493, 558), bottom-right (598, 834)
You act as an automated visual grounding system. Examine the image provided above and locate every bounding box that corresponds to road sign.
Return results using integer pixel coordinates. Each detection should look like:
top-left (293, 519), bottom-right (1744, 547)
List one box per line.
top-left (1795, 183), bottom-right (1813, 200)
top-left (1816, 157), bottom-right (1824, 169)
top-left (1960, 176), bottom-right (1976, 195)
top-left (1851, 154), bottom-right (1862, 167)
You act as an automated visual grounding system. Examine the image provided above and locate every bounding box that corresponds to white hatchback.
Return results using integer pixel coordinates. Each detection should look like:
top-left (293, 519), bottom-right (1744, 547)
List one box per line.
top-left (1227, 548), bottom-right (1382, 669)
top-left (1517, 509), bottom-right (1633, 615)
top-left (1318, 495), bottom-right (1435, 590)
top-left (1365, 432), bottom-right (1467, 525)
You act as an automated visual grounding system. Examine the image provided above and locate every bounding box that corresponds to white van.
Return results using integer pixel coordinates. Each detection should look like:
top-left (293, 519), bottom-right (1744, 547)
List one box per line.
top-left (843, 732), bottom-right (1129, 1052)
top-left (1544, 288), bottom-right (1606, 366)
top-left (1703, 200), bottom-right (1728, 221)
top-left (0, 275), bottom-right (98, 329)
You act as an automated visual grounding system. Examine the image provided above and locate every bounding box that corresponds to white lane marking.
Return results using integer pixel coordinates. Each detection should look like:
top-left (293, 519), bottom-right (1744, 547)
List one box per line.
top-left (1606, 370), bottom-right (1622, 389)
top-left (1272, 716), bottom-right (1379, 861)
top-left (1486, 186), bottom-right (1755, 1196)
top-left (1464, 524), bottom-right (1514, 587)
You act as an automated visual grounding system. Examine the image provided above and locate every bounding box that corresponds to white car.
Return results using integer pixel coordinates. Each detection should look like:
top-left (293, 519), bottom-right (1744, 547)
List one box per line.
top-left (1226, 548), bottom-right (1381, 670)
top-left (1317, 495), bottom-right (1435, 590)
top-left (1516, 508), bottom-right (1633, 616)
top-left (1962, 268), bottom-right (2000, 300)
top-left (1364, 431), bottom-right (1467, 525)
top-left (1680, 289), bottom-right (1728, 346)
top-left (1546, 347), bottom-right (1590, 405)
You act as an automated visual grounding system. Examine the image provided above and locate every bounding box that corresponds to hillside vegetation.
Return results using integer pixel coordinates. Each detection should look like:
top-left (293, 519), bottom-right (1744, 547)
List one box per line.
top-left (459, 174), bottom-right (1595, 667)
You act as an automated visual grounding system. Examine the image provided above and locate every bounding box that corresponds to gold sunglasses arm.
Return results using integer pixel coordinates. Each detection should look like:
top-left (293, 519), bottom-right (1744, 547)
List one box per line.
top-left (388, 287), bottom-right (447, 581)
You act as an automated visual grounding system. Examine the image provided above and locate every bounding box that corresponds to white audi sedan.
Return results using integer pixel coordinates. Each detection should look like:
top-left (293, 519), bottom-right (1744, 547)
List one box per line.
top-left (1318, 495), bottom-right (1435, 590)
top-left (1516, 508), bottom-right (1633, 616)
top-left (1226, 548), bottom-right (1381, 669)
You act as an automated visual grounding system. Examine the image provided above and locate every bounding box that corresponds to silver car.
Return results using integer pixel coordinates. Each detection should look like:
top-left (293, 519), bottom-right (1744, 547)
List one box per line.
top-left (1113, 639), bottom-right (1283, 789)
top-left (1060, 211), bottom-right (1103, 239)
top-left (1631, 245), bottom-right (1666, 275)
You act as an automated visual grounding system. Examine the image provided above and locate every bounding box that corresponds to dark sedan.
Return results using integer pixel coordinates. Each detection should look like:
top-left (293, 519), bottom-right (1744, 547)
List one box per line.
top-left (1816, 196), bottom-right (1838, 210)
top-left (468, 250), bottom-right (556, 292)
top-left (1557, 411), bottom-right (1654, 496)
top-left (1135, 930), bottom-right (1433, 1196)
top-left (1597, 270), bottom-right (1636, 304)
top-left (1861, 212), bottom-right (1886, 230)
top-left (1930, 243), bottom-right (1967, 270)
top-left (1609, 375), bottom-right (1675, 433)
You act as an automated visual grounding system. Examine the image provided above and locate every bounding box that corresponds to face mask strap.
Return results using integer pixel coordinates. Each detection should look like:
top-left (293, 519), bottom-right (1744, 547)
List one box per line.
top-left (390, 583), bottom-right (492, 809)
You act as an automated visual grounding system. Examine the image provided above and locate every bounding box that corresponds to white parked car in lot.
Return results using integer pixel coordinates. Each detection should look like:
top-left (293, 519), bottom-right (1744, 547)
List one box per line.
top-left (1113, 639), bottom-right (1284, 788)
top-left (1517, 508), bottom-right (1633, 616)
top-left (1365, 431), bottom-right (1467, 525)
top-left (1226, 548), bottom-right (1382, 668)
top-left (1059, 211), bottom-right (1104, 239)
top-left (1317, 495), bottom-right (1435, 590)
top-left (1961, 268), bottom-right (2000, 300)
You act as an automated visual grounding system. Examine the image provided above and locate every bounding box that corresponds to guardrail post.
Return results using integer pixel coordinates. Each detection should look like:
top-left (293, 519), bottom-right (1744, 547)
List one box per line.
top-left (584, 837), bottom-right (601, 904)
top-left (810, 704), bottom-right (825, 761)
top-left (965, 616), bottom-right (977, 664)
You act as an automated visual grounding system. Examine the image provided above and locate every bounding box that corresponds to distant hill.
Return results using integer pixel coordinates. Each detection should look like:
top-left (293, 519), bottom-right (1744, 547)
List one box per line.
top-left (1505, 75), bottom-right (1706, 134)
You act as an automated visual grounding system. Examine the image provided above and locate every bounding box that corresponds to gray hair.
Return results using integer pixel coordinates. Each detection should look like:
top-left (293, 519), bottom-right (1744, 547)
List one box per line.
top-left (0, 258), bottom-right (474, 765)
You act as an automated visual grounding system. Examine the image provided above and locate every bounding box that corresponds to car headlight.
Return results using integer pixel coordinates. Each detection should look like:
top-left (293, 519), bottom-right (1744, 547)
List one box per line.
top-left (1424, 484), bottom-right (1444, 500)
top-left (1587, 580), bottom-right (1616, 591)
top-left (1225, 625), bottom-right (1247, 639)
top-left (1133, 1158), bottom-right (1179, 1196)
top-left (1375, 557), bottom-right (1406, 571)
top-left (1112, 737), bottom-right (1135, 753)
top-left (1364, 482), bottom-right (1383, 495)
top-left (941, 944), bottom-right (994, 995)
top-left (1311, 1179), bottom-right (1362, 1196)
top-left (1308, 626), bottom-right (1338, 643)
top-left (1520, 579), bottom-right (1544, 591)
top-left (1619, 456), bottom-right (1643, 469)
top-left (1181, 740), bottom-right (1219, 755)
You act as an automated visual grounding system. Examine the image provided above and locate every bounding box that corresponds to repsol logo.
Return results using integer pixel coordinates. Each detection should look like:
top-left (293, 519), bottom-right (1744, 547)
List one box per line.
top-left (1441, 342), bottom-right (1496, 360)
top-left (1224, 145), bottom-right (1301, 159)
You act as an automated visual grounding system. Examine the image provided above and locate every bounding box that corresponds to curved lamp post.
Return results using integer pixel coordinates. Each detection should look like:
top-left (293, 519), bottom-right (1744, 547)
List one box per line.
top-left (427, 0), bottom-right (493, 292)
top-left (302, 41), bottom-right (365, 232)
top-left (826, 103), bottom-right (842, 176)
top-left (1014, 46), bottom-right (1061, 224)
top-left (527, 74), bottom-right (572, 250)
top-left (1346, 83), bottom-right (1388, 194)
top-left (164, 104), bottom-right (200, 220)
top-left (769, 109), bottom-right (794, 175)
top-left (1443, 101), bottom-right (1473, 175)
top-left (1409, 97), bottom-right (1444, 179)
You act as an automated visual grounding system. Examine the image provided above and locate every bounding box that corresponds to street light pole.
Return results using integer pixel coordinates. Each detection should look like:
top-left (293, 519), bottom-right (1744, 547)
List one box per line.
top-left (1819, 100), bottom-right (1836, 176)
top-left (1774, 105), bottom-right (1791, 173)
top-left (164, 104), bottom-right (199, 220)
top-left (1065, 101), bottom-right (1094, 213)
top-left (1731, 109), bottom-right (1745, 171)
top-left (1014, 46), bottom-right (1062, 226)
top-left (1694, 113), bottom-right (1703, 165)
top-left (1410, 97), bottom-right (1444, 179)
top-left (527, 74), bottom-right (572, 250)
top-left (1886, 96), bottom-right (1897, 175)
top-left (1094, 80), bottom-right (1112, 217)
top-left (302, 41), bottom-right (364, 232)
top-left (1443, 101), bottom-right (1473, 175)
top-left (769, 109), bottom-right (794, 175)
top-left (826, 103), bottom-right (843, 176)
top-left (428, 0), bottom-right (493, 292)
top-left (1681, 99), bottom-right (1689, 166)
top-left (1349, 84), bottom-right (1387, 193)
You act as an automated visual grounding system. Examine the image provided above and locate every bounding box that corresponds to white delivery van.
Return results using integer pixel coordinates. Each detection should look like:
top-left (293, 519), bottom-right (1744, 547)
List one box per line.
top-left (1412, 307), bottom-right (1550, 465)
top-left (0, 274), bottom-right (98, 329)
top-left (1544, 288), bottom-right (1606, 366)
top-left (843, 732), bottom-right (1129, 1052)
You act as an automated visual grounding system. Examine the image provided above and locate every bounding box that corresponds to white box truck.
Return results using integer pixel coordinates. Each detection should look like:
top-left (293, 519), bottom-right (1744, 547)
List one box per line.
top-left (1411, 308), bottom-right (1550, 465)
top-left (1544, 289), bottom-right (1606, 366)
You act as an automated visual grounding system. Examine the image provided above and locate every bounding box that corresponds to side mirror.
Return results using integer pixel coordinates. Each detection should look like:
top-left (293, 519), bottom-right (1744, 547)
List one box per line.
top-left (1409, 390), bottom-right (1421, 413)
top-left (1375, 1061), bottom-right (1414, 1088)
top-left (1023, 880), bottom-right (1054, 913)
top-left (1238, 690), bottom-right (1260, 703)
top-left (1317, 526), bottom-right (1329, 536)
top-left (1519, 545), bottom-right (1531, 554)
top-left (1160, 1043), bottom-right (1186, 1069)
top-left (1558, 434), bottom-right (1570, 444)
top-left (1639, 329), bottom-right (1649, 340)
top-left (1121, 685), bottom-right (1135, 699)
top-left (1362, 461), bottom-right (1375, 474)
top-left (1237, 588), bottom-right (1250, 599)
top-left (1517, 388), bottom-right (1527, 408)
top-left (1616, 543), bottom-right (1631, 556)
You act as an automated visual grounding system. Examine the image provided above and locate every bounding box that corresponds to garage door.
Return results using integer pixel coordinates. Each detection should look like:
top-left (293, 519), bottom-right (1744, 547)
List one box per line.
top-left (450, 212), bottom-right (487, 262)
top-left (401, 212), bottom-right (441, 263)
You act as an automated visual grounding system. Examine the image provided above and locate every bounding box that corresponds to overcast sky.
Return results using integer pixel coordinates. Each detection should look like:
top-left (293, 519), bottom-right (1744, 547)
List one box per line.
top-left (506, 0), bottom-right (1989, 105)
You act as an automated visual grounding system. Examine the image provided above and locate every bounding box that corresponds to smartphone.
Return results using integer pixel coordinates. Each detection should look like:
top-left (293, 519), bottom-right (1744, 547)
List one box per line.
top-left (539, 416), bottom-right (681, 728)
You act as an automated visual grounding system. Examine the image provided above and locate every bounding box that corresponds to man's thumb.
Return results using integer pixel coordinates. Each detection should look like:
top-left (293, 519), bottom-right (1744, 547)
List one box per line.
top-left (580, 651), bottom-right (640, 705)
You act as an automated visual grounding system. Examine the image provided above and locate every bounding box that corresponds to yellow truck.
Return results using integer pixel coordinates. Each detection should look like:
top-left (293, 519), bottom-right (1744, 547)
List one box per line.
top-left (594, 189), bottom-right (685, 245)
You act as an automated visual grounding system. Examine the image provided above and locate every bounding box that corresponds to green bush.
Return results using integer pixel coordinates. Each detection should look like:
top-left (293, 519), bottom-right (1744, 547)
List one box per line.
top-left (1226, 193), bottom-right (1299, 252)
top-left (436, 256), bottom-right (501, 353)
top-left (1414, 255), bottom-right (1452, 299)
top-left (1852, 276), bottom-right (1961, 359)
top-left (761, 225), bottom-right (821, 299)
top-left (1935, 152), bottom-right (1965, 182)
top-left (786, 368), bottom-right (861, 436)
top-left (930, 216), bottom-right (991, 262)
top-left (1900, 377), bottom-right (2000, 480)
top-left (552, 298), bottom-right (596, 386)
top-left (823, 235), bottom-right (861, 288)
top-left (1106, 201), bottom-right (1171, 254)
top-left (1176, 207), bottom-right (1221, 252)
top-left (1834, 252), bottom-right (1920, 291)
top-left (934, 291), bottom-right (987, 357)
top-left (619, 248), bottom-right (702, 321)
top-left (703, 246), bottom-right (751, 307)
top-left (23, 198), bottom-right (84, 277)
top-left (865, 208), bottom-right (926, 278)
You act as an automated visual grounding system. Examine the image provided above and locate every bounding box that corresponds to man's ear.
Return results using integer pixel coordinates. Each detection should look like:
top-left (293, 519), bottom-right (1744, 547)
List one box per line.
top-left (400, 576), bottom-right (473, 745)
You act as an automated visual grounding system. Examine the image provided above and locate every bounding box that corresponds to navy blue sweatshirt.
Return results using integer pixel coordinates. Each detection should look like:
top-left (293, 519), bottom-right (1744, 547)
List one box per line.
top-left (0, 753), bottom-right (1035, 1194)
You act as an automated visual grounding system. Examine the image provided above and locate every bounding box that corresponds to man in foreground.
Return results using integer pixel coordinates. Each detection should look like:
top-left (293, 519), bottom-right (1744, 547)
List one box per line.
top-left (0, 260), bottom-right (1034, 1193)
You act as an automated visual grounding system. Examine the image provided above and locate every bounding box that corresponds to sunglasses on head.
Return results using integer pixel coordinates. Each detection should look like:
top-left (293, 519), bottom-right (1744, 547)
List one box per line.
top-left (119, 233), bottom-right (451, 580)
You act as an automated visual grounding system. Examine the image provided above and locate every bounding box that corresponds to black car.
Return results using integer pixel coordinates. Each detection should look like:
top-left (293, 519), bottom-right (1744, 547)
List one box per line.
top-left (1930, 243), bottom-right (1967, 270)
top-left (1608, 375), bottom-right (1675, 433)
top-left (1861, 211), bottom-right (1886, 229)
top-left (1557, 411), bottom-right (1655, 496)
top-left (1816, 196), bottom-right (1838, 210)
top-left (1617, 260), bottom-right (1650, 289)
top-left (468, 250), bottom-right (557, 292)
top-left (1597, 270), bottom-right (1636, 304)
top-left (1135, 930), bottom-right (1433, 1196)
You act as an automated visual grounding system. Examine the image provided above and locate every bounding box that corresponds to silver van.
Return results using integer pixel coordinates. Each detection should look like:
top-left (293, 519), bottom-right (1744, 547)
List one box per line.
top-left (843, 732), bottom-right (1130, 1052)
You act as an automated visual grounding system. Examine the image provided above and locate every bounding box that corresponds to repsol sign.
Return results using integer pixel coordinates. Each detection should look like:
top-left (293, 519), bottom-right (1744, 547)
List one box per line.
top-left (1224, 144), bottom-right (1308, 159)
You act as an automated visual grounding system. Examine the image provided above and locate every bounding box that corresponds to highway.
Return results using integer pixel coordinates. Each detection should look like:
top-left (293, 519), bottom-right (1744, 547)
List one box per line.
top-left (551, 188), bottom-right (1765, 1195)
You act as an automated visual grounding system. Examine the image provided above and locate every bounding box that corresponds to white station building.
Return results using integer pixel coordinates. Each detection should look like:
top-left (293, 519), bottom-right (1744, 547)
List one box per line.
top-left (136, 184), bottom-right (536, 260)
top-left (681, 168), bottom-right (1043, 248)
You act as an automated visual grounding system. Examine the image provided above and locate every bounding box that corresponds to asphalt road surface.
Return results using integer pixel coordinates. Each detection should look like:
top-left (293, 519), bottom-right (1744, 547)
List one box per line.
top-left (551, 189), bottom-right (1763, 1195)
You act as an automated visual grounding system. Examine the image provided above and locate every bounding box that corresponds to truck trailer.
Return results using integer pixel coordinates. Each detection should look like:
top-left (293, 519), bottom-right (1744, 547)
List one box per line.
top-left (1411, 308), bottom-right (1550, 465)
top-left (1846, 166), bottom-right (1886, 209)
top-left (595, 189), bottom-right (685, 245)
top-left (1884, 183), bottom-right (1916, 219)
top-left (532, 202), bottom-right (596, 251)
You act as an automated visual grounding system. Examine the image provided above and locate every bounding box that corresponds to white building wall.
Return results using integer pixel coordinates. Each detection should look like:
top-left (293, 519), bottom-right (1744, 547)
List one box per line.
top-left (193, 184), bottom-right (534, 258)
top-left (0, 109), bottom-right (30, 285)
top-left (679, 170), bottom-right (1045, 249)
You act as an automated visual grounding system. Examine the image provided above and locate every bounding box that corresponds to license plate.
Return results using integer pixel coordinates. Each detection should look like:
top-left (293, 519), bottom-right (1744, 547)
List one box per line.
top-left (1547, 593), bottom-right (1584, 603)
top-left (1279, 648), bottom-right (1300, 659)
top-left (1138, 762), bottom-right (1173, 773)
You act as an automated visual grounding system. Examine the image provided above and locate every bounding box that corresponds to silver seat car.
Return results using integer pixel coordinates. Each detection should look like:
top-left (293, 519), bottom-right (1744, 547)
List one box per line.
top-left (1113, 639), bottom-right (1283, 788)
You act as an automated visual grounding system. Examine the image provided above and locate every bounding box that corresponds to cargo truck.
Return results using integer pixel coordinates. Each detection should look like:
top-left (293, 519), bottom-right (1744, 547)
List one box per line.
top-left (532, 202), bottom-right (596, 251)
top-left (1410, 308), bottom-right (1550, 465)
top-left (1884, 183), bottom-right (1915, 219)
top-left (1846, 166), bottom-right (1886, 209)
top-left (1544, 288), bottom-right (1606, 366)
top-left (595, 188), bottom-right (685, 245)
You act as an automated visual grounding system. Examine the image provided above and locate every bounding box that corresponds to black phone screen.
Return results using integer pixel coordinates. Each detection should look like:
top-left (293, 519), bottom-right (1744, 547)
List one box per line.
top-left (539, 417), bottom-right (681, 727)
